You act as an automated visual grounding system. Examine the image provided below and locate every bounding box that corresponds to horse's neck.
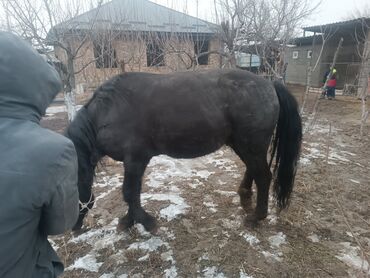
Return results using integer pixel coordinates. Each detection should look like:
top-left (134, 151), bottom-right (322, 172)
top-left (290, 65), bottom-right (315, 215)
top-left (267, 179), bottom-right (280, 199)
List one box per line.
top-left (67, 107), bottom-right (99, 165)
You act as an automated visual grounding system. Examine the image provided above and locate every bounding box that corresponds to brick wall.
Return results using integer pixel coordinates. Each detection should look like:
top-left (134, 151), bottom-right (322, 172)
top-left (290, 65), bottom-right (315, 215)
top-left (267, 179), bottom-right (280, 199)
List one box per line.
top-left (55, 35), bottom-right (221, 91)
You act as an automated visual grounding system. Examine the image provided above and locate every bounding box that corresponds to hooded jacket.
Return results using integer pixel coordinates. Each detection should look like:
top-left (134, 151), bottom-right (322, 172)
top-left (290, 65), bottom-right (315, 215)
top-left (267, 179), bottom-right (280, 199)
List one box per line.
top-left (0, 32), bottom-right (79, 277)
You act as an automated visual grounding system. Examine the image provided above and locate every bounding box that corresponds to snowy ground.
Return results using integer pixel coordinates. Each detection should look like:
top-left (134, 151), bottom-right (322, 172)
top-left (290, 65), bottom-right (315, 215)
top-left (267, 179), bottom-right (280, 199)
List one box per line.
top-left (42, 93), bottom-right (370, 278)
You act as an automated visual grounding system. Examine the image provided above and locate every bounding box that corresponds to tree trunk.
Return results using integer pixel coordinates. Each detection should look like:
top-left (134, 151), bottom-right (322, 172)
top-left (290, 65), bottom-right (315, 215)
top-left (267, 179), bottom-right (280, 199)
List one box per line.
top-left (360, 75), bottom-right (369, 137)
top-left (64, 90), bottom-right (76, 122)
top-left (358, 34), bottom-right (369, 136)
top-left (65, 51), bottom-right (77, 122)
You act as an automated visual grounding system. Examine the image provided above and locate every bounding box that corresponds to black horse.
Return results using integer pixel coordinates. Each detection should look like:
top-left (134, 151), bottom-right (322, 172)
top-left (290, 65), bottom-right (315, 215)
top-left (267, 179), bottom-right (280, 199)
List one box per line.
top-left (66, 69), bottom-right (302, 232)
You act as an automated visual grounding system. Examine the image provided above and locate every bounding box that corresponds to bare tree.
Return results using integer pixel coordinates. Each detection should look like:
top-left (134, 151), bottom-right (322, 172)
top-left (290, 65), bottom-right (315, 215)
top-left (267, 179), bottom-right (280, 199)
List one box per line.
top-left (3, 0), bottom-right (221, 121)
top-left (300, 27), bottom-right (336, 114)
top-left (213, 0), bottom-right (319, 74)
top-left (2, 0), bottom-right (106, 121)
top-left (353, 19), bottom-right (370, 136)
top-left (347, 3), bottom-right (370, 19)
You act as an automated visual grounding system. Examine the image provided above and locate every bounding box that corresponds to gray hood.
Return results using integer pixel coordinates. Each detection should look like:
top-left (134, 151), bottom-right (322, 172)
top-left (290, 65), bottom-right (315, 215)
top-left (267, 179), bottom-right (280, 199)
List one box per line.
top-left (0, 32), bottom-right (62, 122)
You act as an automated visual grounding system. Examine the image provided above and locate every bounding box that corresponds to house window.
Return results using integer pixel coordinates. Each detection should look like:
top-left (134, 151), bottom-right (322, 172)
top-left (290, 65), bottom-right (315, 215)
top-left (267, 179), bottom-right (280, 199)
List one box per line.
top-left (146, 42), bottom-right (164, 67)
top-left (307, 50), bottom-right (312, 59)
top-left (93, 39), bottom-right (118, 69)
top-left (194, 40), bottom-right (209, 65)
top-left (292, 51), bottom-right (299, 59)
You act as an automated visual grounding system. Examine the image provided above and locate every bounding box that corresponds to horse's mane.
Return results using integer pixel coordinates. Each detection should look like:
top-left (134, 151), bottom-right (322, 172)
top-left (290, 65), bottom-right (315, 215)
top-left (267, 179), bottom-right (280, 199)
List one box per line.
top-left (65, 106), bottom-right (100, 166)
top-left (85, 73), bottom-right (140, 118)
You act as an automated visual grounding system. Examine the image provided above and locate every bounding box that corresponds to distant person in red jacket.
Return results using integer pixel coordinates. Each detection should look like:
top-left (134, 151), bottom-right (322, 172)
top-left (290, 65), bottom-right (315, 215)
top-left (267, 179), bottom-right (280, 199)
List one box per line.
top-left (321, 67), bottom-right (337, 100)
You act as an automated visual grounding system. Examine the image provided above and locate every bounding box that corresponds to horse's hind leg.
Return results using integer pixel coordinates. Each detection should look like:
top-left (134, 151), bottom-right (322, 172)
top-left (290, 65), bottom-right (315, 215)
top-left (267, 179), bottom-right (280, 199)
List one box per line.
top-left (231, 145), bottom-right (254, 212)
top-left (249, 157), bottom-right (272, 222)
top-left (118, 155), bottom-right (157, 232)
top-left (237, 170), bottom-right (254, 213)
top-left (232, 141), bottom-right (272, 224)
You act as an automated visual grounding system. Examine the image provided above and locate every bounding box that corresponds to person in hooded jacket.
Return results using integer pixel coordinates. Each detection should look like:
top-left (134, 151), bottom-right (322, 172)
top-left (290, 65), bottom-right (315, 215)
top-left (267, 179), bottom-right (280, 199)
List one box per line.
top-left (0, 32), bottom-right (79, 277)
top-left (321, 67), bottom-right (337, 100)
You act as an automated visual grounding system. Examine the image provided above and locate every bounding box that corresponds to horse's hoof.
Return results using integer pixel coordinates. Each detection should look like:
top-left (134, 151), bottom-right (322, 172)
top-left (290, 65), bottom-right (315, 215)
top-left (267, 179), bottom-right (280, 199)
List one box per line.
top-left (244, 215), bottom-right (259, 228)
top-left (141, 214), bottom-right (158, 234)
top-left (255, 210), bottom-right (268, 221)
top-left (117, 215), bottom-right (134, 232)
top-left (72, 218), bottom-right (84, 231)
top-left (238, 188), bottom-right (253, 212)
top-left (240, 202), bottom-right (253, 213)
top-left (131, 209), bottom-right (158, 233)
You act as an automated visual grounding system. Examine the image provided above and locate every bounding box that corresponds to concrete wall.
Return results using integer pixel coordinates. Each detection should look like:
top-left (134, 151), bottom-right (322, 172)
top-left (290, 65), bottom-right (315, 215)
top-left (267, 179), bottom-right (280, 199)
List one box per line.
top-left (357, 29), bottom-right (370, 95)
top-left (285, 44), bottom-right (324, 87)
top-left (285, 33), bottom-right (366, 89)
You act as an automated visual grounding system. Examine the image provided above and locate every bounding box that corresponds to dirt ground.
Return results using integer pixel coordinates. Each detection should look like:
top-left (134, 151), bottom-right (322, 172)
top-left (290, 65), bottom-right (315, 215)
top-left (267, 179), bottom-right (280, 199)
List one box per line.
top-left (41, 85), bottom-right (370, 278)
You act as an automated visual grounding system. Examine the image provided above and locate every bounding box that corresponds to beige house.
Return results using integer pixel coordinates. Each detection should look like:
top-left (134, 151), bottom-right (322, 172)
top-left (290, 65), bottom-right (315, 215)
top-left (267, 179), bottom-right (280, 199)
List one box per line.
top-left (51, 0), bottom-right (221, 91)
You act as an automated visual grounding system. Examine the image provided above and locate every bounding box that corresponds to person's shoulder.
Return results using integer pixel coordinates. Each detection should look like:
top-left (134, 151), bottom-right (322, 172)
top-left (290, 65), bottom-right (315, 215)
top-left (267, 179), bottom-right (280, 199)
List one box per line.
top-left (28, 125), bottom-right (76, 163)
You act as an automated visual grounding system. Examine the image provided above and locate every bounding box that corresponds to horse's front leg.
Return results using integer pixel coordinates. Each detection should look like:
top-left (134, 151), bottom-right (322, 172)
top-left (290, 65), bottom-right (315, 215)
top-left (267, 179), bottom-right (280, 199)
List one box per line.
top-left (73, 163), bottom-right (96, 231)
top-left (117, 155), bottom-right (157, 232)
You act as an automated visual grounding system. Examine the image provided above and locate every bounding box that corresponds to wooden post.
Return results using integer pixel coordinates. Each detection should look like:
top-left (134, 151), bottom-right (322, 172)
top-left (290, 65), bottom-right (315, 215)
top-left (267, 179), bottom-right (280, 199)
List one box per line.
top-left (322, 37), bottom-right (343, 90)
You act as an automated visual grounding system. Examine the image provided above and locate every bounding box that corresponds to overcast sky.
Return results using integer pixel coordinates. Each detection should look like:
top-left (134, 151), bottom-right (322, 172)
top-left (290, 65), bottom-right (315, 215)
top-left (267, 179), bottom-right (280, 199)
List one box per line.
top-left (151, 0), bottom-right (370, 27)
top-left (1, 0), bottom-right (369, 31)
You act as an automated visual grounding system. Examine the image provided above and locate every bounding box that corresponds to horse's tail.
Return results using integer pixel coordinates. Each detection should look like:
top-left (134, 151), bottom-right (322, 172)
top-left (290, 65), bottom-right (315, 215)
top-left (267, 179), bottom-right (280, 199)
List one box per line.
top-left (64, 106), bottom-right (99, 230)
top-left (269, 81), bottom-right (302, 210)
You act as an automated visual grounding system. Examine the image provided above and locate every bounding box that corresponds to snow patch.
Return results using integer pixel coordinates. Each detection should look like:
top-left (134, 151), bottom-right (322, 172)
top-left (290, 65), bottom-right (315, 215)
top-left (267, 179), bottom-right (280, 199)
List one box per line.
top-left (66, 219), bottom-right (126, 272)
top-left (100, 274), bottom-right (115, 278)
top-left (160, 203), bottom-right (189, 220)
top-left (349, 179), bottom-right (360, 184)
top-left (215, 190), bottom-right (236, 197)
top-left (329, 152), bottom-right (350, 163)
top-left (267, 213), bottom-right (278, 225)
top-left (336, 242), bottom-right (370, 274)
top-left (161, 250), bottom-right (175, 264)
top-left (70, 219), bottom-right (125, 248)
top-left (141, 193), bottom-right (189, 221)
top-left (221, 219), bottom-right (240, 229)
top-left (128, 237), bottom-right (168, 252)
top-left (164, 266), bottom-right (178, 278)
top-left (146, 155), bottom-right (214, 188)
top-left (136, 223), bottom-right (152, 237)
top-left (203, 266), bottom-right (227, 278)
top-left (307, 234), bottom-right (320, 243)
top-left (268, 232), bottom-right (287, 248)
top-left (240, 269), bottom-right (254, 278)
top-left (138, 254), bottom-right (150, 261)
top-left (218, 180), bottom-right (227, 185)
top-left (199, 253), bottom-right (210, 261)
top-left (196, 170), bottom-right (215, 179)
top-left (188, 178), bottom-right (204, 189)
top-left (65, 254), bottom-right (103, 272)
top-left (48, 239), bottom-right (59, 251)
top-left (204, 201), bottom-right (218, 213)
top-left (262, 250), bottom-right (283, 262)
top-left (240, 232), bottom-right (260, 246)
top-left (95, 174), bottom-right (122, 188)
top-left (299, 157), bottom-right (312, 165)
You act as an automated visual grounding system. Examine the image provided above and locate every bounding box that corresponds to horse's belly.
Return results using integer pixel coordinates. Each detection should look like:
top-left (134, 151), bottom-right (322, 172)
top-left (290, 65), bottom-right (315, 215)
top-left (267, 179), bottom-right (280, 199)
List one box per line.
top-left (161, 138), bottom-right (225, 159)
top-left (154, 126), bottom-right (230, 159)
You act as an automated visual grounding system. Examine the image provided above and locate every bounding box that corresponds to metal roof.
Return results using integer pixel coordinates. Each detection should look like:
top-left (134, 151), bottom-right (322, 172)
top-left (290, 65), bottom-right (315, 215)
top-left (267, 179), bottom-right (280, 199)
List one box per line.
top-left (303, 17), bottom-right (370, 33)
top-left (292, 35), bottom-right (323, 46)
top-left (55, 0), bottom-right (218, 34)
